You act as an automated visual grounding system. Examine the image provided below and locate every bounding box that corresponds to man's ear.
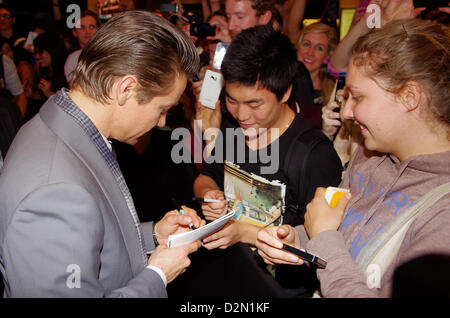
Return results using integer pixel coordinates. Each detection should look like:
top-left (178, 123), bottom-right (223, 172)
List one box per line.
top-left (258, 10), bottom-right (272, 25)
top-left (116, 75), bottom-right (138, 106)
top-left (281, 85), bottom-right (293, 104)
top-left (399, 81), bottom-right (422, 112)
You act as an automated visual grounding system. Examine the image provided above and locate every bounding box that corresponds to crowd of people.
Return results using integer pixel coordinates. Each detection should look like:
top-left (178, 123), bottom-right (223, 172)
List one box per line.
top-left (0, 0), bottom-right (449, 299)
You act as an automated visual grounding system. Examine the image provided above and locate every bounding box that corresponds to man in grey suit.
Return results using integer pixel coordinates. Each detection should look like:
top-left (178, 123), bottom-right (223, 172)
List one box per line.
top-left (0, 10), bottom-right (204, 297)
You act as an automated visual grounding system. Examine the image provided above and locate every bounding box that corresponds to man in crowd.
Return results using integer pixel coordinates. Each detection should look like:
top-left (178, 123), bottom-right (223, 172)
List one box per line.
top-left (211, 0), bottom-right (276, 42)
top-left (0, 11), bottom-right (203, 298)
top-left (64, 10), bottom-right (99, 85)
top-left (193, 25), bottom-right (342, 297)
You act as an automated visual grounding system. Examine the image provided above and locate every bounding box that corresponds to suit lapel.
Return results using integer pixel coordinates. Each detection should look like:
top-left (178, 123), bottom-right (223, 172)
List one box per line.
top-left (39, 99), bottom-right (146, 277)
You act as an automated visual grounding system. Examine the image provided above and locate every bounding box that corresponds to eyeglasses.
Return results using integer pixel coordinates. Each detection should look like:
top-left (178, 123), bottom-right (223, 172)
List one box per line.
top-left (75, 25), bottom-right (97, 30)
top-left (0, 14), bottom-right (13, 19)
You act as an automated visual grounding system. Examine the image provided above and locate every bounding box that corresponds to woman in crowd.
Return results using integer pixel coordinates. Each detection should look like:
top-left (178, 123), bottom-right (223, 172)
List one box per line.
top-left (295, 22), bottom-right (338, 127)
top-left (255, 18), bottom-right (450, 297)
top-left (33, 31), bottom-right (68, 99)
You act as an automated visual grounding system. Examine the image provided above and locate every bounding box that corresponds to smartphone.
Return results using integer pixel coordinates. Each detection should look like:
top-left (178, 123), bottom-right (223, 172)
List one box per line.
top-left (199, 70), bottom-right (224, 109)
top-left (212, 42), bottom-right (229, 70)
top-left (24, 31), bottom-right (38, 52)
top-left (413, 0), bottom-right (449, 8)
top-left (160, 3), bottom-right (178, 12)
top-left (333, 76), bottom-right (346, 114)
top-left (192, 72), bottom-right (202, 82)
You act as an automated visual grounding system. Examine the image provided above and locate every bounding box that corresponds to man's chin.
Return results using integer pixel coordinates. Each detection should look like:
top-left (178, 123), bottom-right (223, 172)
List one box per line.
top-left (230, 31), bottom-right (241, 39)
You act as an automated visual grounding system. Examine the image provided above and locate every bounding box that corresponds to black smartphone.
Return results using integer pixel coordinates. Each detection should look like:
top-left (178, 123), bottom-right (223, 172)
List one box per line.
top-left (334, 76), bottom-right (346, 111)
top-left (160, 3), bottom-right (178, 12)
top-left (413, 0), bottom-right (449, 9)
top-left (192, 72), bottom-right (201, 82)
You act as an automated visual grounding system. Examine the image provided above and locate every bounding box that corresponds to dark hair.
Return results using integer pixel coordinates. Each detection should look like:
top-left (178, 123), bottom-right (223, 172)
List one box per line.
top-left (34, 32), bottom-right (68, 91)
top-left (251, 0), bottom-right (276, 16)
top-left (33, 32), bottom-right (68, 72)
top-left (78, 10), bottom-right (99, 26)
top-left (0, 4), bottom-right (15, 17)
top-left (221, 25), bottom-right (298, 100)
top-left (72, 10), bottom-right (199, 104)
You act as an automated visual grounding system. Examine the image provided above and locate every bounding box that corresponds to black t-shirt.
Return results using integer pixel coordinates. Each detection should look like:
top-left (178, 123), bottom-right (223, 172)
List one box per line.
top-left (290, 61), bottom-right (315, 109)
top-left (200, 114), bottom-right (342, 219)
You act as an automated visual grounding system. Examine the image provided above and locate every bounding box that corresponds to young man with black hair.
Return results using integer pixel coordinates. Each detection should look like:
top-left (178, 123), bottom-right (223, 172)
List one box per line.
top-left (193, 25), bottom-right (342, 297)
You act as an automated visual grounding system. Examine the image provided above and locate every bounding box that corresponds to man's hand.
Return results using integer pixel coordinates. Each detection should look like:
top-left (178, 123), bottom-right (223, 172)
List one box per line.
top-left (207, 15), bottom-right (232, 44)
top-left (147, 241), bottom-right (201, 284)
top-left (154, 207), bottom-right (204, 246)
top-left (255, 225), bottom-right (304, 265)
top-left (201, 189), bottom-right (227, 221)
top-left (304, 187), bottom-right (351, 239)
top-left (195, 99), bottom-right (222, 133)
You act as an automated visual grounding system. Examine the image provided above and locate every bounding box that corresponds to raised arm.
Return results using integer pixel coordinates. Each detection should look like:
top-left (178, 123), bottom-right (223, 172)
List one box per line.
top-left (284, 0), bottom-right (307, 44)
top-left (330, 0), bottom-right (424, 72)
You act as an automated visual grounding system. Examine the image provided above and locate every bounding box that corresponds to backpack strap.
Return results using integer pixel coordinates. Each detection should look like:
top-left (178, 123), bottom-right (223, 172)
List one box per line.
top-left (282, 120), bottom-right (329, 226)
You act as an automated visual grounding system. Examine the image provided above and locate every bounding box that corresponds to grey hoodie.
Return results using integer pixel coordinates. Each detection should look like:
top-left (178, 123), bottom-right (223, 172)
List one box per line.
top-left (295, 145), bottom-right (450, 297)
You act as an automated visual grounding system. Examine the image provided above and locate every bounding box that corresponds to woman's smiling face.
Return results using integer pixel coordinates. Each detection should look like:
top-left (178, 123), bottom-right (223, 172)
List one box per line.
top-left (297, 32), bottom-right (329, 74)
top-left (342, 62), bottom-right (410, 155)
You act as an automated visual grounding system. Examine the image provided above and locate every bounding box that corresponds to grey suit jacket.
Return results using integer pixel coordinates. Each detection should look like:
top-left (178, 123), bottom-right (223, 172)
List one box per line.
top-left (0, 96), bottom-right (166, 297)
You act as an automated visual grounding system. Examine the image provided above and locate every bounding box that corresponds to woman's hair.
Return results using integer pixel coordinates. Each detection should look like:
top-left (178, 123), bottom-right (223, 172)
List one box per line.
top-left (34, 32), bottom-right (69, 91)
top-left (296, 22), bottom-right (338, 103)
top-left (351, 19), bottom-right (449, 128)
top-left (33, 32), bottom-right (68, 72)
top-left (71, 10), bottom-right (199, 104)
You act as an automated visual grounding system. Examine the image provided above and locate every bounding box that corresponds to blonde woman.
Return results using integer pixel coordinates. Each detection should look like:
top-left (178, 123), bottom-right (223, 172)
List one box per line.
top-left (295, 22), bottom-right (338, 127)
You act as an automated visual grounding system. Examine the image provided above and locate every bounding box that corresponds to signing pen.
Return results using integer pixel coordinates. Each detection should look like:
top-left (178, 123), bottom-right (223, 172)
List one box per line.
top-left (282, 244), bottom-right (327, 269)
top-left (171, 198), bottom-right (196, 230)
top-left (192, 197), bottom-right (224, 203)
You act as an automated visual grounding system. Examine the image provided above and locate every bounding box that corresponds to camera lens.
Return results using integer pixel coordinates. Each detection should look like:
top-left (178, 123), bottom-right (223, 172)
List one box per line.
top-left (190, 23), bottom-right (216, 37)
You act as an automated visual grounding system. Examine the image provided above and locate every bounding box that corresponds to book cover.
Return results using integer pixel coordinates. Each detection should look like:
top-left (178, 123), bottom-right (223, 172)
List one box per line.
top-left (224, 161), bottom-right (285, 227)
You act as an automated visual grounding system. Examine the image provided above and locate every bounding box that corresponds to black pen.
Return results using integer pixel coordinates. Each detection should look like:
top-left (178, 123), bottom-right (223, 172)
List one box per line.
top-left (192, 197), bottom-right (223, 203)
top-left (171, 198), bottom-right (196, 230)
top-left (282, 244), bottom-right (327, 269)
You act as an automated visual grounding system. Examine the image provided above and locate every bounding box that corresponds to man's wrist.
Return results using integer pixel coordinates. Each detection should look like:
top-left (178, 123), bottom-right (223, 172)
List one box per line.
top-left (146, 265), bottom-right (167, 287)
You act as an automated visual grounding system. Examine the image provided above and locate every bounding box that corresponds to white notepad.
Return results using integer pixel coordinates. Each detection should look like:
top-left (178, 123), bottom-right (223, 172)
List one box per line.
top-left (167, 210), bottom-right (235, 247)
